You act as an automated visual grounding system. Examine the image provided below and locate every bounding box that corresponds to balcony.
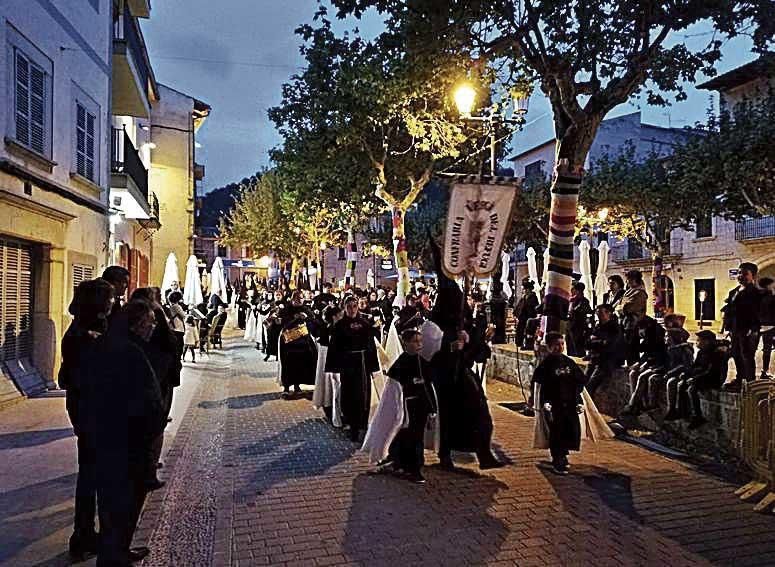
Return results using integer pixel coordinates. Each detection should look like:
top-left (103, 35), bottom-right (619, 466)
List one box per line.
top-left (111, 127), bottom-right (152, 219)
top-left (735, 216), bottom-right (775, 242)
top-left (112, 4), bottom-right (155, 117)
top-left (194, 162), bottom-right (205, 181)
top-left (139, 192), bottom-right (161, 230)
top-left (127, 0), bottom-right (151, 18)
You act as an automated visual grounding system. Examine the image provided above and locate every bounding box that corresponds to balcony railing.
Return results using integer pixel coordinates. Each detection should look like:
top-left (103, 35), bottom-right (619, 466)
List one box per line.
top-left (735, 216), bottom-right (775, 241)
top-left (113, 4), bottom-right (150, 96)
top-left (148, 191), bottom-right (159, 219)
top-left (111, 127), bottom-right (148, 200)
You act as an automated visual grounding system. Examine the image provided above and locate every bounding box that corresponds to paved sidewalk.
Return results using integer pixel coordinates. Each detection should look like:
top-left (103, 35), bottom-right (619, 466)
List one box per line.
top-left (4, 336), bottom-right (775, 566)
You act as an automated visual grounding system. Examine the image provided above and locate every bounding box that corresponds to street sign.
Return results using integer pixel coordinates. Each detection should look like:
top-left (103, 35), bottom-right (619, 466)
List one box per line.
top-left (380, 259), bottom-right (394, 271)
top-left (729, 268), bottom-right (740, 280)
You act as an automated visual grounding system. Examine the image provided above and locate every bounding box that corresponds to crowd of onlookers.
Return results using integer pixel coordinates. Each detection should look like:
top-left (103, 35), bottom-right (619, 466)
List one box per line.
top-left (511, 262), bottom-right (775, 429)
top-left (59, 266), bottom-right (228, 566)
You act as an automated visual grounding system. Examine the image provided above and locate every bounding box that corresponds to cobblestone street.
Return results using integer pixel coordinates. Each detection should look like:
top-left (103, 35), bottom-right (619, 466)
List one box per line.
top-left (4, 336), bottom-right (775, 566)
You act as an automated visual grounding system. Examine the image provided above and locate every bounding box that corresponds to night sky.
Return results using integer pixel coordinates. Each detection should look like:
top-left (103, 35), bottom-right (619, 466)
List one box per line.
top-left (141, 3), bottom-right (757, 192)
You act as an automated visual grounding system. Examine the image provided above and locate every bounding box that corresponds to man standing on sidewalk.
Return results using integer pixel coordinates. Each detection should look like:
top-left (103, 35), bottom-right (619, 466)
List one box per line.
top-left (722, 262), bottom-right (762, 392)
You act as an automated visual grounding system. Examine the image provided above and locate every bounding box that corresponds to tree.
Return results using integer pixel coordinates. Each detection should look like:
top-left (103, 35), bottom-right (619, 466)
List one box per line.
top-left (331, 0), bottom-right (774, 328)
top-left (270, 8), bottom-right (493, 302)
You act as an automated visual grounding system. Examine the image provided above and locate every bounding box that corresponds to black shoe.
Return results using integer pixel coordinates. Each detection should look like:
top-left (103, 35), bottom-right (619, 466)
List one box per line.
top-left (281, 390), bottom-right (292, 399)
top-left (406, 472), bottom-right (426, 484)
top-left (145, 479), bottom-right (166, 491)
top-left (156, 462), bottom-right (164, 469)
top-left (293, 386), bottom-right (302, 395)
top-left (68, 533), bottom-right (98, 561)
top-left (663, 409), bottom-right (681, 421)
top-left (479, 458), bottom-right (506, 470)
top-left (263, 355), bottom-right (270, 362)
top-left (521, 407), bottom-right (535, 417)
top-left (438, 456), bottom-right (455, 470)
top-left (376, 458), bottom-right (394, 468)
top-left (167, 417), bottom-right (173, 423)
top-left (688, 416), bottom-right (708, 430)
top-left (129, 546), bottom-right (150, 563)
top-left (552, 462), bottom-right (569, 475)
top-left (722, 380), bottom-right (741, 393)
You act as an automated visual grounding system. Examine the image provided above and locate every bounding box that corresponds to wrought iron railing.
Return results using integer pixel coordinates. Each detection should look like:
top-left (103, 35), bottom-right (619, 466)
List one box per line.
top-left (735, 216), bottom-right (775, 241)
top-left (113, 4), bottom-right (150, 96)
top-left (111, 128), bottom-right (148, 200)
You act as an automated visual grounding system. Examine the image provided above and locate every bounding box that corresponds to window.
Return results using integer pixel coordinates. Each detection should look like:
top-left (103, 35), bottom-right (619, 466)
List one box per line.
top-left (694, 279), bottom-right (716, 322)
top-left (217, 245), bottom-right (228, 258)
top-left (524, 160), bottom-right (545, 181)
top-left (75, 102), bottom-right (96, 181)
top-left (14, 49), bottom-right (48, 156)
top-left (627, 238), bottom-right (644, 260)
top-left (695, 214), bottom-right (713, 238)
top-left (72, 264), bottom-right (95, 301)
top-left (338, 247), bottom-right (346, 261)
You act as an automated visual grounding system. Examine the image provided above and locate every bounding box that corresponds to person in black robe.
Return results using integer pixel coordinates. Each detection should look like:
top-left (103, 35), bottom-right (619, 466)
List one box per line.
top-left (236, 289), bottom-right (249, 330)
top-left (279, 291), bottom-right (318, 398)
top-left (487, 283), bottom-right (508, 345)
top-left (383, 329), bottom-right (438, 483)
top-left (533, 332), bottom-right (589, 475)
top-left (427, 238), bottom-right (503, 470)
top-left (59, 278), bottom-right (115, 561)
top-left (565, 282), bottom-right (593, 357)
top-left (264, 290), bottom-right (284, 361)
top-left (326, 295), bottom-right (380, 441)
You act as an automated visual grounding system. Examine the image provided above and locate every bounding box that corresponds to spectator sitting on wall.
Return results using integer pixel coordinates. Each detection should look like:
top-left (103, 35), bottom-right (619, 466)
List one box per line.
top-left (665, 330), bottom-right (728, 429)
top-left (647, 313), bottom-right (693, 412)
top-left (758, 277), bottom-right (775, 380)
top-left (621, 315), bottom-right (668, 417)
top-left (585, 304), bottom-right (625, 396)
top-left (514, 278), bottom-right (539, 350)
top-left (603, 275), bottom-right (625, 312)
top-left (619, 270), bottom-right (649, 367)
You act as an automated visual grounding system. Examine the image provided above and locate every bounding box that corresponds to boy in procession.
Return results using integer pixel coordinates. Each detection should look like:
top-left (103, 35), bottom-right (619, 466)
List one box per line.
top-left (532, 332), bottom-right (589, 475)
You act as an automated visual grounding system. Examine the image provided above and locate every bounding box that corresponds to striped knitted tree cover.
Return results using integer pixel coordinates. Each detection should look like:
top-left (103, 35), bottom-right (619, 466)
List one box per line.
top-left (344, 230), bottom-right (357, 289)
top-left (543, 161), bottom-right (583, 324)
top-left (392, 207), bottom-right (411, 302)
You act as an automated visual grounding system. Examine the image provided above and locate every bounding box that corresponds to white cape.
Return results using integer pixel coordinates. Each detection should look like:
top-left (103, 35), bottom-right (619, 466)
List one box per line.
top-left (244, 309), bottom-right (257, 342)
top-left (312, 344), bottom-right (343, 427)
top-left (532, 383), bottom-right (615, 449)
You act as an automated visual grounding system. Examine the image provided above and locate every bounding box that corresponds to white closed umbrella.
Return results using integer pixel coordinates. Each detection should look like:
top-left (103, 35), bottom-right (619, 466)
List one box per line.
top-left (183, 255), bottom-right (203, 306)
top-left (594, 240), bottom-right (610, 306)
top-left (541, 247), bottom-right (550, 295)
top-left (578, 239), bottom-right (594, 303)
top-left (161, 252), bottom-right (179, 297)
top-left (526, 247), bottom-right (540, 290)
top-left (367, 268), bottom-right (375, 289)
top-left (499, 252), bottom-right (512, 299)
top-left (210, 257), bottom-right (228, 303)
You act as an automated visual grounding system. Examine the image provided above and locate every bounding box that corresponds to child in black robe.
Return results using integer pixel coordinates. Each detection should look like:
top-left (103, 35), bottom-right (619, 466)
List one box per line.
top-left (533, 332), bottom-right (589, 475)
top-left (384, 329), bottom-right (437, 484)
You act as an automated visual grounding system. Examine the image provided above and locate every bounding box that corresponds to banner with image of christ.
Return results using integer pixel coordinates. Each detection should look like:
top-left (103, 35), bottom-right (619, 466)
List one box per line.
top-left (442, 176), bottom-right (518, 278)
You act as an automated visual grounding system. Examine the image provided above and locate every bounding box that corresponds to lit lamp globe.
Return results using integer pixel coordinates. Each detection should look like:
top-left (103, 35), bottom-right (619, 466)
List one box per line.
top-left (454, 83), bottom-right (476, 117)
top-left (257, 255), bottom-right (271, 269)
top-left (597, 207), bottom-right (609, 222)
top-left (511, 87), bottom-right (531, 115)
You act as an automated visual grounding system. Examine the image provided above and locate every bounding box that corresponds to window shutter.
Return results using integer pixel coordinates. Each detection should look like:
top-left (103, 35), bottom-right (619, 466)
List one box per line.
top-left (76, 104), bottom-right (86, 175)
top-left (29, 65), bottom-right (46, 155)
top-left (14, 52), bottom-right (30, 147)
top-left (14, 50), bottom-right (47, 156)
top-left (85, 112), bottom-right (95, 180)
top-left (72, 264), bottom-right (94, 300)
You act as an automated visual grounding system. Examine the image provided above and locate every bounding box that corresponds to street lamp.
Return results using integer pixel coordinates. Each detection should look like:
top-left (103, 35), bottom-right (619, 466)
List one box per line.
top-left (698, 289), bottom-right (707, 330)
top-left (370, 244), bottom-right (378, 288)
top-left (453, 82), bottom-right (530, 176)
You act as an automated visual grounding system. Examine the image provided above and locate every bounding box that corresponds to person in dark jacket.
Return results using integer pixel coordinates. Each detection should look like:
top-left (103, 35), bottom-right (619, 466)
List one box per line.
top-left (621, 315), bottom-right (668, 416)
top-left (722, 262), bottom-right (762, 391)
top-left (602, 275), bottom-right (625, 311)
top-left (619, 270), bottom-right (649, 366)
top-left (647, 313), bottom-right (693, 411)
top-left (129, 287), bottom-right (179, 490)
top-left (82, 300), bottom-right (164, 566)
top-left (278, 291), bottom-right (318, 398)
top-left (102, 266), bottom-right (130, 323)
top-left (665, 330), bottom-right (728, 428)
top-left (533, 332), bottom-right (589, 475)
top-left (487, 283), bottom-right (508, 345)
top-left (60, 278), bottom-right (115, 561)
top-left (759, 277), bottom-right (775, 380)
top-left (513, 278), bottom-right (539, 349)
top-left (585, 304), bottom-right (625, 396)
top-left (565, 282), bottom-right (592, 357)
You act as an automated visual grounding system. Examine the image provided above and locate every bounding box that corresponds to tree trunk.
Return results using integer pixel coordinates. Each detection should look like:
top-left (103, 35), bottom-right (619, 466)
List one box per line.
top-left (392, 207), bottom-right (411, 304)
top-left (542, 122), bottom-right (597, 333)
top-left (344, 229), bottom-right (357, 290)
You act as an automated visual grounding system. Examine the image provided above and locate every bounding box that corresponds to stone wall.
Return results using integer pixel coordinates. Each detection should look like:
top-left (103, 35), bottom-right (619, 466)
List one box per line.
top-left (488, 344), bottom-right (741, 462)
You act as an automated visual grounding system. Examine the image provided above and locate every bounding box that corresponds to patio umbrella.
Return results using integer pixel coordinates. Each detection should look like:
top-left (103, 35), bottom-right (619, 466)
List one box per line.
top-left (526, 247), bottom-right (540, 290)
top-left (499, 251), bottom-right (512, 299)
top-left (594, 240), bottom-right (611, 306)
top-left (578, 239), bottom-right (594, 303)
top-left (183, 255), bottom-right (203, 306)
top-left (211, 257), bottom-right (228, 303)
top-left (161, 252), bottom-right (179, 298)
top-left (541, 247), bottom-right (550, 295)
top-left (367, 268), bottom-right (375, 289)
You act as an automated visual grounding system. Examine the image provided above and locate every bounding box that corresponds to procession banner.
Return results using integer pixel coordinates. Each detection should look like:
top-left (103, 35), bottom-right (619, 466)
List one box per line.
top-left (442, 176), bottom-right (518, 278)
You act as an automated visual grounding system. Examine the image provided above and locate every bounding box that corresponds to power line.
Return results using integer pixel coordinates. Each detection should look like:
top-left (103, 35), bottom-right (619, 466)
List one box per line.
top-left (152, 54), bottom-right (304, 71)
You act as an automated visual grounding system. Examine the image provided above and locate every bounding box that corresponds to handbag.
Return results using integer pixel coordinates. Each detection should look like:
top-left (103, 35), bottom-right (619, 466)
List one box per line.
top-left (282, 323), bottom-right (309, 343)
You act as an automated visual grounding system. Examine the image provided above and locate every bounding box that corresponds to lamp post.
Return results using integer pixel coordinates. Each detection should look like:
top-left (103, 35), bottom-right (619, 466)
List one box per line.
top-left (698, 289), bottom-right (707, 330)
top-left (453, 82), bottom-right (530, 176)
top-left (319, 240), bottom-right (327, 288)
top-left (370, 244), bottom-right (378, 288)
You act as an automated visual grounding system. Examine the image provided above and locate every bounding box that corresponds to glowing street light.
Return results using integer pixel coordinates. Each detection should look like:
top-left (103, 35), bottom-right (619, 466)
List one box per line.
top-left (453, 83), bottom-right (477, 117)
top-left (597, 207), bottom-right (609, 221)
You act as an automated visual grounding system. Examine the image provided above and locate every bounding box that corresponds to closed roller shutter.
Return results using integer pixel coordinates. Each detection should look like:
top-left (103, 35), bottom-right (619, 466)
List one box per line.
top-left (0, 239), bottom-right (34, 366)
